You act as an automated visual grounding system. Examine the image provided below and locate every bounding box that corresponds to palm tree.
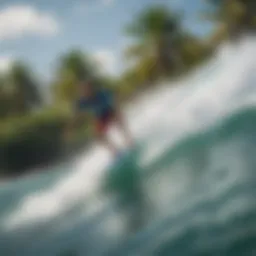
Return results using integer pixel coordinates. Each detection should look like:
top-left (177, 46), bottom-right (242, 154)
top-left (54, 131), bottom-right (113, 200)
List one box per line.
top-left (0, 83), bottom-right (9, 118)
top-left (124, 6), bottom-right (184, 81)
top-left (52, 49), bottom-right (98, 105)
top-left (203, 0), bottom-right (255, 41)
top-left (6, 62), bottom-right (41, 115)
top-left (57, 49), bottom-right (97, 80)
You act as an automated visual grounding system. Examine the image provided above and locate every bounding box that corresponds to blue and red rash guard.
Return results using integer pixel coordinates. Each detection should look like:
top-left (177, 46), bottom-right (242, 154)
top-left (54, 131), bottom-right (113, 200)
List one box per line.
top-left (75, 89), bottom-right (115, 132)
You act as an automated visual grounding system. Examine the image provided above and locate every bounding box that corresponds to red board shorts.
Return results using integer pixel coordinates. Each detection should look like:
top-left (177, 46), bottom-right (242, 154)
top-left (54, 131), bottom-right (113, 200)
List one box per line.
top-left (95, 108), bottom-right (116, 134)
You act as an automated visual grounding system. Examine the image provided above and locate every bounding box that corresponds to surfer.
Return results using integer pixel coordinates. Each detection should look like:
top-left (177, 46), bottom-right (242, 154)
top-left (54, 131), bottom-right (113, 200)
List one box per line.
top-left (65, 79), bottom-right (134, 157)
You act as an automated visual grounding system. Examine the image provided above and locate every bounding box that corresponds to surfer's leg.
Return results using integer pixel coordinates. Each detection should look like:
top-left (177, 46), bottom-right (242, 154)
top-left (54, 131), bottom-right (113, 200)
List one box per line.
top-left (97, 133), bottom-right (119, 157)
top-left (114, 110), bottom-right (134, 147)
top-left (95, 119), bottom-right (119, 157)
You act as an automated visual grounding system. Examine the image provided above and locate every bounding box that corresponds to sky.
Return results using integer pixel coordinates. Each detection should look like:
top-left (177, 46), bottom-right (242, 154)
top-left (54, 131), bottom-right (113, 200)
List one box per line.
top-left (0, 0), bottom-right (214, 81)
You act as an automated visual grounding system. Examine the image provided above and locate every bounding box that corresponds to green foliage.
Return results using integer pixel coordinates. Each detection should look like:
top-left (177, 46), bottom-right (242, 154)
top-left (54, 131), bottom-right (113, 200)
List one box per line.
top-left (57, 49), bottom-right (97, 80)
top-left (0, 110), bottom-right (68, 174)
top-left (125, 5), bottom-right (181, 40)
top-left (0, 106), bottom-right (93, 175)
top-left (7, 61), bottom-right (42, 114)
top-left (52, 49), bottom-right (100, 105)
top-left (124, 5), bottom-right (184, 80)
top-left (203, 0), bottom-right (256, 41)
top-left (0, 61), bottom-right (42, 119)
top-left (0, 87), bottom-right (14, 118)
top-left (178, 33), bottom-right (211, 69)
top-left (120, 5), bottom-right (209, 93)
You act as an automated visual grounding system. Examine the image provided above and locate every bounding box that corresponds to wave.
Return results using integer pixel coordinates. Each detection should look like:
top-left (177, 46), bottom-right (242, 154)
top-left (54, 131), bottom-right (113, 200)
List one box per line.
top-left (0, 36), bottom-right (256, 255)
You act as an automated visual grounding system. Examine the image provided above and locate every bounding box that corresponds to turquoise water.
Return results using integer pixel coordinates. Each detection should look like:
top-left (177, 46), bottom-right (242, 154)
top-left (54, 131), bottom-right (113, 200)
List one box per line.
top-left (0, 37), bottom-right (256, 256)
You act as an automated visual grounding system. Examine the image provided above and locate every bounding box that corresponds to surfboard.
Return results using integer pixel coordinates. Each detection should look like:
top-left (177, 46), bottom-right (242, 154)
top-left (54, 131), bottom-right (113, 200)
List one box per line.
top-left (112, 148), bottom-right (133, 167)
top-left (104, 142), bottom-right (142, 194)
top-left (110, 142), bottom-right (142, 169)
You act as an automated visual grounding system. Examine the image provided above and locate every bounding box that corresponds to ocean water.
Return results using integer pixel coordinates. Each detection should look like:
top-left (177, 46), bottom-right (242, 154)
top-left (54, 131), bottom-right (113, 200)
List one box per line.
top-left (0, 36), bottom-right (256, 256)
